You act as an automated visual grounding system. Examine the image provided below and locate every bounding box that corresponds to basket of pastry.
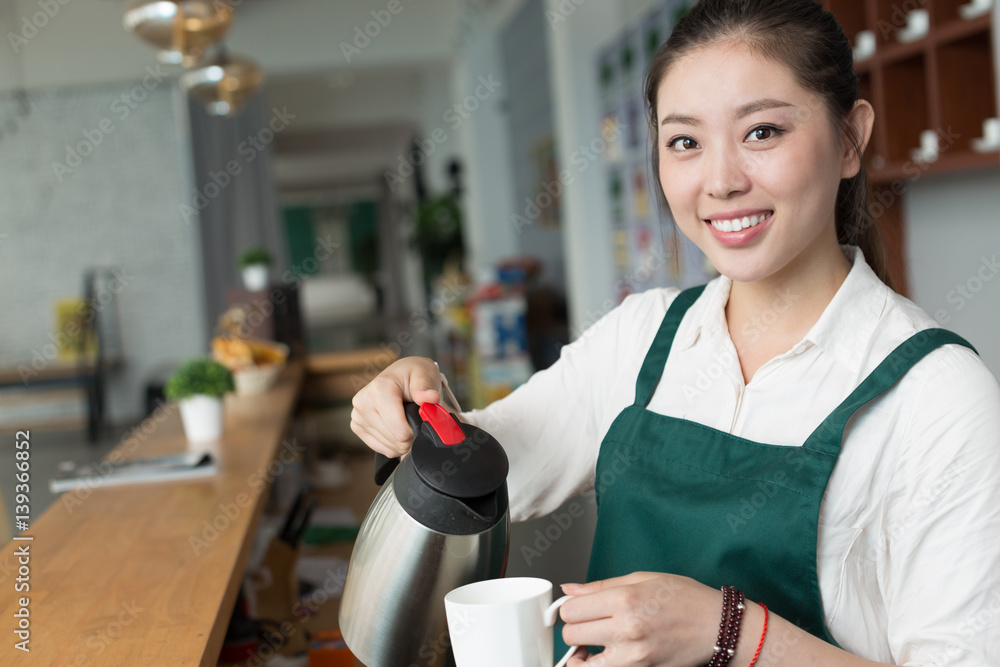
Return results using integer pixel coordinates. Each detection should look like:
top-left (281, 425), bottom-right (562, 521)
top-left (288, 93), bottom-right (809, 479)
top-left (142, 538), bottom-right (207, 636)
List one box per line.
top-left (212, 335), bottom-right (289, 396)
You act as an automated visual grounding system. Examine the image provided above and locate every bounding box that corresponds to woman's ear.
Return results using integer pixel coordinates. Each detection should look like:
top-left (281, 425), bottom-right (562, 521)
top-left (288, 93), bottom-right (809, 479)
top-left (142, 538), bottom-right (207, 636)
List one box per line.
top-left (841, 99), bottom-right (875, 179)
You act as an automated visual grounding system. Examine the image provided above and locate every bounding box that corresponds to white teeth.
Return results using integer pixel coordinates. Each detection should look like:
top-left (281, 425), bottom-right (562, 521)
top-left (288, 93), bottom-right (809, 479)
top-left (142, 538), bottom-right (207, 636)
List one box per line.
top-left (710, 212), bottom-right (771, 232)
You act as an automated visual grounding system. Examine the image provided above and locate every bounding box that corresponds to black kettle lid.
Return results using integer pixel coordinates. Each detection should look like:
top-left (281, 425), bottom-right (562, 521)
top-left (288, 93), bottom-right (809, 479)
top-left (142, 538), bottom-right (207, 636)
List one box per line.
top-left (408, 403), bottom-right (508, 499)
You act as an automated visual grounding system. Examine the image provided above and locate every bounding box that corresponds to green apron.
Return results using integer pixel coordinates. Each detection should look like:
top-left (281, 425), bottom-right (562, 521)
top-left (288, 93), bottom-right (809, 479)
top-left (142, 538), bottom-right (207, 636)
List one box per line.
top-left (585, 284), bottom-right (977, 644)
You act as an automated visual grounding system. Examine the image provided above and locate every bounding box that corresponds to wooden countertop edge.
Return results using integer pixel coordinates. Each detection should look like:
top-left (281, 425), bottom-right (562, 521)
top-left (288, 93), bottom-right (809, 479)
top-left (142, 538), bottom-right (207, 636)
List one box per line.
top-left (305, 347), bottom-right (398, 376)
top-left (200, 362), bottom-right (305, 666)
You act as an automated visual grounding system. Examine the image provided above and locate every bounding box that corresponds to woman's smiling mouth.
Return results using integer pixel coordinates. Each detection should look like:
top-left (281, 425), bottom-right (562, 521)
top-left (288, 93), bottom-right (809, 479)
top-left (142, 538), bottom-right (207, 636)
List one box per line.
top-left (703, 210), bottom-right (774, 247)
top-left (705, 211), bottom-right (773, 232)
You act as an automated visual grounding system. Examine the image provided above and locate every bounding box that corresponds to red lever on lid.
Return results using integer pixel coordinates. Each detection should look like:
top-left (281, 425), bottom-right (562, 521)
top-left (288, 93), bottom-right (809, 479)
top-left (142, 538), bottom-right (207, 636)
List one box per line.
top-left (418, 402), bottom-right (465, 445)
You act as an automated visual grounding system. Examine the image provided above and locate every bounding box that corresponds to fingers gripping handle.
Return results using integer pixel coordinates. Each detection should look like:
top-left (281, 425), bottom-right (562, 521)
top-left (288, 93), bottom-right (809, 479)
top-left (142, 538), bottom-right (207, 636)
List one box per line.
top-left (546, 596), bottom-right (577, 667)
top-left (373, 402), bottom-right (424, 486)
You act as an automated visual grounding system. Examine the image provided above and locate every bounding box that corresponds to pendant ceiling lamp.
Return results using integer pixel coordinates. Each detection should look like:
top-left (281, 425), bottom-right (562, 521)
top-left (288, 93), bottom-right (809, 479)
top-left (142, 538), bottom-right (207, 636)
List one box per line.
top-left (180, 50), bottom-right (264, 117)
top-left (123, 0), bottom-right (234, 67)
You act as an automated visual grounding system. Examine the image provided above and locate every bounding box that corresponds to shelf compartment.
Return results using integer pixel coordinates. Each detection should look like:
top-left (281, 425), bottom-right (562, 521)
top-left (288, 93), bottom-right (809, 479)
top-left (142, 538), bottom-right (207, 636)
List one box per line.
top-left (936, 31), bottom-right (998, 155)
top-left (873, 0), bottom-right (924, 46)
top-left (933, 12), bottom-right (992, 47)
top-left (881, 54), bottom-right (931, 163)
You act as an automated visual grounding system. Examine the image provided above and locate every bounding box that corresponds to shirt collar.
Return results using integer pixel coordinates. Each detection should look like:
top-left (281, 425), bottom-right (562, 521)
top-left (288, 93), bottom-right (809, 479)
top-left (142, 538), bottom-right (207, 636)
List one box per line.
top-left (672, 273), bottom-right (732, 352)
top-left (672, 246), bottom-right (888, 375)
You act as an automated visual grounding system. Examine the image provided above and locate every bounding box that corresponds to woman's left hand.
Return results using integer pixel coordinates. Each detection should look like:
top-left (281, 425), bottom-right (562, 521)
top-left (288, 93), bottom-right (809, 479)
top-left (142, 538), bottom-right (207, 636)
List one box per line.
top-left (559, 572), bottom-right (723, 667)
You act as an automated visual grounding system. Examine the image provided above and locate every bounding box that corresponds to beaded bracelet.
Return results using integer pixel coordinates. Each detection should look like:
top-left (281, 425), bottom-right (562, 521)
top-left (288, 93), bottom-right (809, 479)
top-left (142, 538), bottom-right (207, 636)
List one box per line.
top-left (707, 585), bottom-right (745, 667)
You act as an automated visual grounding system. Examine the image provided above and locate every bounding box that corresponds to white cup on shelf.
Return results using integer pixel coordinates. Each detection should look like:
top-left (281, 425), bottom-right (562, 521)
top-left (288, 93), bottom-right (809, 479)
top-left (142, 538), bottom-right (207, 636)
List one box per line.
top-left (972, 118), bottom-right (1000, 153)
top-left (852, 30), bottom-right (876, 61)
top-left (898, 9), bottom-right (930, 43)
top-left (959, 0), bottom-right (993, 20)
top-left (910, 129), bottom-right (940, 163)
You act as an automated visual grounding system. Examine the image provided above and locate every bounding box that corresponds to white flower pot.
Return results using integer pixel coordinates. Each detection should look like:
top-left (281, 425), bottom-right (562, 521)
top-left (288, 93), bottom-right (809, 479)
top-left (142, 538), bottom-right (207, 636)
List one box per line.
top-left (242, 264), bottom-right (269, 291)
top-left (178, 395), bottom-right (224, 446)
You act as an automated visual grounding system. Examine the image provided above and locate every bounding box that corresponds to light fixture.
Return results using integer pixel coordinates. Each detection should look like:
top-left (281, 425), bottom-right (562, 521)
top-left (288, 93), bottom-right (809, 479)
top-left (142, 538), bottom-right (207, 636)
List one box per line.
top-left (123, 0), bottom-right (234, 67)
top-left (180, 50), bottom-right (264, 117)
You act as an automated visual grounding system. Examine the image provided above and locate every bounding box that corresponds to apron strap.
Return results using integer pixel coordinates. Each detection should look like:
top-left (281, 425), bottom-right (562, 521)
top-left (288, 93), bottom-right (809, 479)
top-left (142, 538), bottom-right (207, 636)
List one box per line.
top-left (634, 285), bottom-right (706, 407)
top-left (803, 328), bottom-right (978, 457)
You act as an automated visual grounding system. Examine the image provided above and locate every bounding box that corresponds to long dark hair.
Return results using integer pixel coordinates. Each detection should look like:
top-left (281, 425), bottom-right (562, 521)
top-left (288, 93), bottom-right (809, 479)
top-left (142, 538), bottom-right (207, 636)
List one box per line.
top-left (645, 0), bottom-right (893, 289)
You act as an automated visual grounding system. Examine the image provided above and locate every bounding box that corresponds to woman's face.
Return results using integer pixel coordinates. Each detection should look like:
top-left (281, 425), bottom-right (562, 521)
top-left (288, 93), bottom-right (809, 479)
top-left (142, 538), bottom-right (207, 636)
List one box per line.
top-left (656, 40), bottom-right (854, 284)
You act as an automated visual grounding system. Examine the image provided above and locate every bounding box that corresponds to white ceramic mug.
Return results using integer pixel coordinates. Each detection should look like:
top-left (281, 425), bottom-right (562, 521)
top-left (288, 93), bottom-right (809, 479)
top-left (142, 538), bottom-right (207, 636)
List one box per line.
top-left (982, 118), bottom-right (1000, 145)
top-left (445, 577), bottom-right (577, 667)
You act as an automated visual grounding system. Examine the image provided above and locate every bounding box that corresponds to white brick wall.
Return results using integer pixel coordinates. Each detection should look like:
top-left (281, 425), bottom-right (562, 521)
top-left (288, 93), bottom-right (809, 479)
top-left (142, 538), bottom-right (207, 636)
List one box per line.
top-left (0, 81), bottom-right (206, 424)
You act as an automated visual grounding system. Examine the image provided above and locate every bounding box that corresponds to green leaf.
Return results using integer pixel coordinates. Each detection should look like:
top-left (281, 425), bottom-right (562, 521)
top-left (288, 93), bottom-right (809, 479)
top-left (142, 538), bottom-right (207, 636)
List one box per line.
top-left (165, 358), bottom-right (235, 400)
top-left (238, 247), bottom-right (274, 268)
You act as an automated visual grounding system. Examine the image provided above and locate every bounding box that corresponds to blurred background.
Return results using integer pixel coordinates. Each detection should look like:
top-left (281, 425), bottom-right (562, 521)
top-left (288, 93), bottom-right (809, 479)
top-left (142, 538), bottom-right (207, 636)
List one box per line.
top-left (0, 0), bottom-right (998, 607)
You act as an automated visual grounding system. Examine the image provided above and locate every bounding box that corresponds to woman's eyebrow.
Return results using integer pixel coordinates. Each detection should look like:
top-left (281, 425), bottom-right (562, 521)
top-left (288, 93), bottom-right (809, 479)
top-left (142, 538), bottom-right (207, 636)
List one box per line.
top-left (659, 99), bottom-right (795, 126)
top-left (735, 98), bottom-right (794, 118)
top-left (660, 113), bottom-right (699, 127)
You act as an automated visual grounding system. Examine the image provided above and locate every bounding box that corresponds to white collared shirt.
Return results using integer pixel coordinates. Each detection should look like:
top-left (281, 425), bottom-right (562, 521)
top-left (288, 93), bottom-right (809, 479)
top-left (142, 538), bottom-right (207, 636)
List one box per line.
top-left (462, 246), bottom-right (1000, 666)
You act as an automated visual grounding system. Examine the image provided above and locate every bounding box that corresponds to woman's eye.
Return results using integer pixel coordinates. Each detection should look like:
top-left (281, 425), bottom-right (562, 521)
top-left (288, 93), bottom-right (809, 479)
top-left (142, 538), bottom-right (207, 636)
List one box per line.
top-left (746, 126), bottom-right (783, 143)
top-left (667, 137), bottom-right (699, 151)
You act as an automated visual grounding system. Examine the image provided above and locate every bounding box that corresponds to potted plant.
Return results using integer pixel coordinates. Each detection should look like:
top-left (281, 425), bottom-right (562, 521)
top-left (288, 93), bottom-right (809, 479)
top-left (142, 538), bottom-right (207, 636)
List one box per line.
top-left (238, 247), bottom-right (274, 291)
top-left (165, 358), bottom-right (235, 446)
top-left (413, 194), bottom-right (464, 293)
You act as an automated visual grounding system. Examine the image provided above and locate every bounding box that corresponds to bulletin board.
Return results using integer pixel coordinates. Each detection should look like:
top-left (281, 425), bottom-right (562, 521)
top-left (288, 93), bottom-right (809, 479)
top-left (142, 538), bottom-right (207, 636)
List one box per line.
top-left (597, 0), bottom-right (717, 304)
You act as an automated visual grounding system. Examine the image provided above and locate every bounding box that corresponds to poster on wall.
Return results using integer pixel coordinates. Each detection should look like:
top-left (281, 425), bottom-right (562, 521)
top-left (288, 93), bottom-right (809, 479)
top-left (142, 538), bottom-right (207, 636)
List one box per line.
top-left (599, 0), bottom-right (709, 302)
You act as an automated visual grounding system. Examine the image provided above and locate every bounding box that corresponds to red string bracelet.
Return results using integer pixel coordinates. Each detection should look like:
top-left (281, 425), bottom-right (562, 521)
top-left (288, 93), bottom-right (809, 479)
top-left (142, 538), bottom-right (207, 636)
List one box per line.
top-left (747, 603), bottom-right (768, 667)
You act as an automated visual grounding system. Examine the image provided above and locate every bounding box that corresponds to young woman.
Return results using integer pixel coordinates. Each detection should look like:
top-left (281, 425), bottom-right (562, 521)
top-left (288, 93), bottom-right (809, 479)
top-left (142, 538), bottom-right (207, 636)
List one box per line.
top-left (350, 1), bottom-right (1000, 664)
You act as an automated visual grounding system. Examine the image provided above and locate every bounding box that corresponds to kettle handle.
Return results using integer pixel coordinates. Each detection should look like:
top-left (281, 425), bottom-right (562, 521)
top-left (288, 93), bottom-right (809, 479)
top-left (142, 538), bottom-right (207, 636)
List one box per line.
top-left (373, 402), bottom-right (424, 486)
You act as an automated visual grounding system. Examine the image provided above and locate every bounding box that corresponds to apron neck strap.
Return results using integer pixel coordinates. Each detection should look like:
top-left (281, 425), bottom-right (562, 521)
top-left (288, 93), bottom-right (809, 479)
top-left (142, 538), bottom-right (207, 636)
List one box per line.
top-left (634, 285), bottom-right (706, 407)
top-left (803, 328), bottom-right (977, 457)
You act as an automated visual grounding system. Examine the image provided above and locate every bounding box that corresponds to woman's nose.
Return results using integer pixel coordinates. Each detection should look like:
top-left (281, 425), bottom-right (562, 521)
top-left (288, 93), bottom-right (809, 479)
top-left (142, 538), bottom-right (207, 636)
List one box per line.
top-left (704, 145), bottom-right (751, 199)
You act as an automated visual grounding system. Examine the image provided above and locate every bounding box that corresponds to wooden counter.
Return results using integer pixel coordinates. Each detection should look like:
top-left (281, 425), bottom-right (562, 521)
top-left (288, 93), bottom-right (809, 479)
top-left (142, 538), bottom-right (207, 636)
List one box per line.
top-left (0, 363), bottom-right (304, 666)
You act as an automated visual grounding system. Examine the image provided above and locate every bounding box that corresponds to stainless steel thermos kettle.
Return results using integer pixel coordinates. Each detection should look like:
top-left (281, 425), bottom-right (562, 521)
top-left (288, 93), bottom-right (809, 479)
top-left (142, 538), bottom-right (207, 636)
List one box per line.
top-left (339, 402), bottom-right (510, 667)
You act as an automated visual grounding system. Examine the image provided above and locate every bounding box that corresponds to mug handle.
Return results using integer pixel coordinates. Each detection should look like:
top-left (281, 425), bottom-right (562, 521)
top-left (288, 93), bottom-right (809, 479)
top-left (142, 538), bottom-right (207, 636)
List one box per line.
top-left (545, 595), bottom-right (577, 667)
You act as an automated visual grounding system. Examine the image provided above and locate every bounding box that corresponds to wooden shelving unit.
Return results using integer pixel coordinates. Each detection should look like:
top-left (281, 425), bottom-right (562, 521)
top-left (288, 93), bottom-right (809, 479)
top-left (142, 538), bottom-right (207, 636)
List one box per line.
top-left (824, 1), bottom-right (999, 294)
top-left (827, 1), bottom-right (998, 178)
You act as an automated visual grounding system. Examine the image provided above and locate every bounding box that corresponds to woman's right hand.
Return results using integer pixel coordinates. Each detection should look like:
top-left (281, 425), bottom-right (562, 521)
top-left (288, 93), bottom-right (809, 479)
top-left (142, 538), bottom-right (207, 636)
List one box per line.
top-left (350, 356), bottom-right (444, 458)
